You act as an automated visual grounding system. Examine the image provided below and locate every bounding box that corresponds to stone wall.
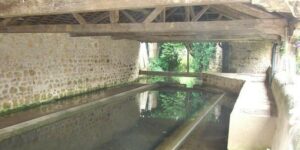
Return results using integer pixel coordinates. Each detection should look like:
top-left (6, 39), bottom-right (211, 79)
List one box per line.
top-left (202, 73), bottom-right (245, 94)
top-left (0, 33), bottom-right (140, 112)
top-left (0, 96), bottom-right (140, 150)
top-left (225, 41), bottom-right (273, 73)
top-left (271, 73), bottom-right (300, 150)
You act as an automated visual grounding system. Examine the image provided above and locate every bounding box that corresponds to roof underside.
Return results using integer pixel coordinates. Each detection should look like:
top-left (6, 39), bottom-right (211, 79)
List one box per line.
top-left (0, 0), bottom-right (298, 42)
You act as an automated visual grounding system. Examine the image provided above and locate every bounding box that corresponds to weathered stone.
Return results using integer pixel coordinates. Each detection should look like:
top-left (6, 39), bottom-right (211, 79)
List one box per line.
top-left (9, 87), bottom-right (18, 94)
top-left (0, 33), bottom-right (140, 112)
top-left (225, 41), bottom-right (272, 73)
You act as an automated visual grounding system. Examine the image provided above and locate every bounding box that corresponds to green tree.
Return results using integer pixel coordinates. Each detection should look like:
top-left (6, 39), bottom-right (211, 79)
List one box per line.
top-left (149, 43), bottom-right (185, 71)
top-left (189, 42), bottom-right (216, 72)
top-left (148, 42), bottom-right (216, 72)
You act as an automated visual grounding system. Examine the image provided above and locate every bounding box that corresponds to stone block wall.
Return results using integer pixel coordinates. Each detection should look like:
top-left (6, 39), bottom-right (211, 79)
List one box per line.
top-left (225, 41), bottom-right (273, 73)
top-left (202, 73), bottom-right (244, 94)
top-left (0, 33), bottom-right (140, 112)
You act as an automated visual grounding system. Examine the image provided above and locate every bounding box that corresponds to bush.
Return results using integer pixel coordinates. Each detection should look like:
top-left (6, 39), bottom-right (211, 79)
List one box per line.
top-left (148, 42), bottom-right (216, 72)
top-left (189, 42), bottom-right (216, 72)
top-left (159, 43), bottom-right (185, 71)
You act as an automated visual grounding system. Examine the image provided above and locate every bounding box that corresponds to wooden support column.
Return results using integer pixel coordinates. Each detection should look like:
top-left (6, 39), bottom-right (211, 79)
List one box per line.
top-left (160, 8), bottom-right (166, 22)
top-left (110, 10), bottom-right (119, 23)
top-left (185, 7), bottom-right (191, 22)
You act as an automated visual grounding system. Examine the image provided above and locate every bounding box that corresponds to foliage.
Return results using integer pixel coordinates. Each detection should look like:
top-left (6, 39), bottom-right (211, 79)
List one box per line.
top-left (148, 58), bottom-right (164, 71)
top-left (148, 42), bottom-right (216, 73)
top-left (189, 42), bottom-right (216, 72)
top-left (148, 43), bottom-right (185, 71)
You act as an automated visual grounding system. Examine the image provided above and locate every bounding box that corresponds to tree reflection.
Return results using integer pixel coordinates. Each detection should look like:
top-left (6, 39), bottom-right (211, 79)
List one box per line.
top-left (140, 91), bottom-right (208, 120)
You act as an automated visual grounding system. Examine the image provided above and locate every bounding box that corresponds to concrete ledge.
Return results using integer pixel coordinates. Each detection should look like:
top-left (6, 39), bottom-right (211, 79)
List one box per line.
top-left (202, 73), bottom-right (276, 150)
top-left (228, 81), bottom-right (276, 150)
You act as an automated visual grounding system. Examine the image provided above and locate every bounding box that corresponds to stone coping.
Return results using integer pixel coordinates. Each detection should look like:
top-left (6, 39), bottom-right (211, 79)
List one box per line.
top-left (203, 72), bottom-right (266, 82)
top-left (203, 73), bottom-right (275, 117)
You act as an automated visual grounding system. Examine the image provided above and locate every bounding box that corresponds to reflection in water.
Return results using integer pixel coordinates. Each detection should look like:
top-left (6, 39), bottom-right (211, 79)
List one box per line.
top-left (100, 89), bottom-right (217, 150)
top-left (137, 90), bottom-right (210, 120)
top-left (0, 87), bottom-right (222, 150)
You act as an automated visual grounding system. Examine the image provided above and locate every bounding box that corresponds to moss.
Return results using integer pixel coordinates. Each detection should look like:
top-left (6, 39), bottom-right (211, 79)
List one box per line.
top-left (0, 81), bottom-right (137, 117)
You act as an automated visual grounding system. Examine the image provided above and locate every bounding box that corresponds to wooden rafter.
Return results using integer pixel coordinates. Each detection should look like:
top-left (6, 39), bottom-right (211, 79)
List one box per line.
top-left (0, 0), bottom-right (251, 18)
top-left (144, 7), bottom-right (165, 23)
top-left (217, 14), bottom-right (224, 20)
top-left (121, 11), bottom-right (137, 23)
top-left (91, 12), bottom-right (109, 24)
top-left (192, 6), bottom-right (210, 21)
top-left (72, 13), bottom-right (87, 24)
top-left (166, 8), bottom-right (179, 19)
top-left (224, 3), bottom-right (280, 19)
top-left (210, 5), bottom-right (254, 19)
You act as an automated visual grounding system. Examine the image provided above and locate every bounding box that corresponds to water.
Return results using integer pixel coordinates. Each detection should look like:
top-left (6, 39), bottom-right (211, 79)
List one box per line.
top-left (96, 88), bottom-right (220, 150)
top-left (0, 84), bottom-right (142, 129)
top-left (0, 85), bottom-right (233, 150)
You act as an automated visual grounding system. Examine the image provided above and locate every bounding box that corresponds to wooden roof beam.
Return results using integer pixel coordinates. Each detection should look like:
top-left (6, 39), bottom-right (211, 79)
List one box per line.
top-left (0, 18), bottom-right (14, 26)
top-left (112, 34), bottom-right (280, 42)
top-left (0, 0), bottom-right (251, 18)
top-left (210, 5), bottom-right (255, 19)
top-left (224, 3), bottom-right (280, 19)
top-left (0, 19), bottom-right (287, 37)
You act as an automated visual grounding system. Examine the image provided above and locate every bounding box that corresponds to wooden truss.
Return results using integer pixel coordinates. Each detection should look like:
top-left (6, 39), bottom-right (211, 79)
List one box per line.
top-left (0, 0), bottom-right (287, 42)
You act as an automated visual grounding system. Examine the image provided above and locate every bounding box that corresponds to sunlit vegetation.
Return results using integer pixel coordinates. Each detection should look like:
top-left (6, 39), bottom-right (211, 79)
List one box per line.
top-left (149, 42), bottom-right (216, 73)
